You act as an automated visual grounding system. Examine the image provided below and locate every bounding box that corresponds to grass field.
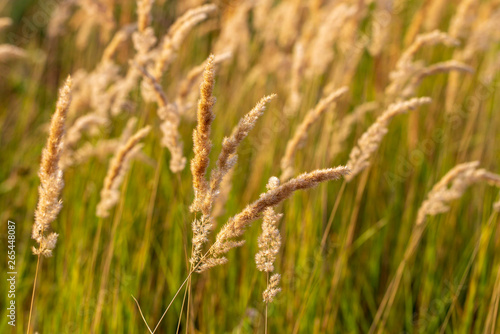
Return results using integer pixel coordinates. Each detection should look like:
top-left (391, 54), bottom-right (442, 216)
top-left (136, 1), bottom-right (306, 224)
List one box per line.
top-left (1, 0), bottom-right (500, 333)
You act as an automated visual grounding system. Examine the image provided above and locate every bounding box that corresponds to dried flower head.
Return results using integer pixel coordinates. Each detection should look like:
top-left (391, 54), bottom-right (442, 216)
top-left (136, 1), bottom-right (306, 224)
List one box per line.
top-left (281, 87), bottom-right (348, 181)
top-left (190, 91), bottom-right (276, 265)
top-left (190, 54), bottom-right (216, 213)
top-left (385, 30), bottom-right (459, 101)
top-left (32, 76), bottom-right (72, 257)
top-left (96, 126), bottom-right (151, 218)
top-left (416, 161), bottom-right (500, 226)
top-left (255, 178), bottom-right (283, 273)
top-left (196, 166), bottom-right (349, 272)
top-left (263, 274), bottom-right (281, 303)
top-left (345, 97), bottom-right (431, 181)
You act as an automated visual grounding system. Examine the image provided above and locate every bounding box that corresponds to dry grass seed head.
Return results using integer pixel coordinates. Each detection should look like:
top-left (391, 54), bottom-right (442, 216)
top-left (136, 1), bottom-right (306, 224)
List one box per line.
top-left (190, 54), bottom-right (216, 213)
top-left (96, 126), bottom-right (151, 218)
top-left (416, 161), bottom-right (500, 226)
top-left (345, 97), bottom-right (431, 181)
top-left (263, 274), bottom-right (282, 303)
top-left (280, 86), bottom-right (348, 181)
top-left (32, 76), bottom-right (72, 257)
top-left (196, 166), bottom-right (349, 272)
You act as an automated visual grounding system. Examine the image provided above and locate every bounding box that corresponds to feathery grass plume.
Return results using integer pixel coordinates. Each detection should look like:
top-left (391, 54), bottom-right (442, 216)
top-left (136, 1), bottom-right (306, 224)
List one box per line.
top-left (416, 161), bottom-right (500, 226)
top-left (255, 177), bottom-right (282, 273)
top-left (399, 31), bottom-right (459, 65)
top-left (449, 0), bottom-right (478, 39)
top-left (74, 0), bottom-right (115, 49)
top-left (111, 21), bottom-right (157, 114)
top-left (64, 113), bottom-right (109, 149)
top-left (190, 93), bottom-right (276, 265)
top-left (135, 62), bottom-right (187, 172)
top-left (197, 166), bottom-right (350, 272)
top-left (60, 113), bottom-right (109, 170)
top-left (368, 0), bottom-right (393, 56)
top-left (345, 97), bottom-right (431, 182)
top-left (153, 4), bottom-right (217, 80)
top-left (102, 26), bottom-right (135, 62)
top-left (60, 118), bottom-right (142, 169)
top-left (137, 0), bottom-right (154, 33)
top-left (284, 41), bottom-right (305, 117)
top-left (96, 126), bottom-right (151, 218)
top-left (48, 0), bottom-right (76, 38)
top-left (77, 62), bottom-right (120, 117)
top-left (207, 94), bottom-right (277, 211)
top-left (370, 161), bottom-right (500, 333)
top-left (280, 87), bottom-right (348, 181)
top-left (176, 52), bottom-right (232, 113)
top-left (190, 54), bottom-right (216, 213)
top-left (306, 3), bottom-right (356, 76)
top-left (327, 101), bottom-right (378, 163)
top-left (69, 25), bottom-right (136, 118)
top-left (263, 274), bottom-right (281, 303)
top-left (111, 21), bottom-right (156, 110)
top-left (213, 2), bottom-right (251, 68)
top-left (60, 139), bottom-right (116, 169)
top-left (445, 8), bottom-right (500, 113)
top-left (461, 8), bottom-right (500, 62)
top-left (256, 178), bottom-right (282, 333)
top-left (264, 0), bottom-right (302, 49)
top-left (0, 17), bottom-right (12, 31)
top-left (0, 44), bottom-right (27, 61)
top-left (400, 60), bottom-right (474, 99)
top-left (32, 77), bottom-right (72, 257)
top-left (385, 30), bottom-right (459, 101)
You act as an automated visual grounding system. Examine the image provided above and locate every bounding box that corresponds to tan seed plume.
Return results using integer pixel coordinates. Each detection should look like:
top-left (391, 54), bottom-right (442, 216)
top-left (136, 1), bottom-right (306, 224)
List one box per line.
top-left (96, 126), bottom-right (151, 218)
top-left (284, 41), bottom-right (305, 117)
top-left (32, 76), bottom-right (72, 257)
top-left (137, 0), bottom-right (154, 33)
top-left (102, 27), bottom-right (134, 62)
top-left (135, 62), bottom-right (186, 172)
top-left (416, 161), bottom-right (500, 226)
top-left (281, 87), bottom-right (348, 181)
top-left (190, 54), bottom-right (216, 213)
top-left (345, 97), bottom-right (431, 182)
top-left (153, 4), bottom-right (217, 80)
top-left (64, 113), bottom-right (109, 149)
top-left (370, 160), bottom-right (500, 333)
top-left (197, 166), bottom-right (350, 272)
top-left (191, 92), bottom-right (276, 265)
top-left (327, 101), bottom-right (379, 163)
top-left (449, 0), bottom-right (478, 39)
top-left (60, 118), bottom-right (141, 170)
top-left (401, 60), bottom-right (474, 99)
top-left (256, 177), bottom-right (283, 273)
top-left (208, 94), bottom-right (277, 213)
top-left (176, 52), bottom-right (232, 113)
top-left (263, 274), bottom-right (281, 303)
top-left (385, 30), bottom-right (459, 101)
